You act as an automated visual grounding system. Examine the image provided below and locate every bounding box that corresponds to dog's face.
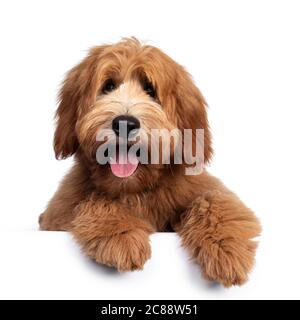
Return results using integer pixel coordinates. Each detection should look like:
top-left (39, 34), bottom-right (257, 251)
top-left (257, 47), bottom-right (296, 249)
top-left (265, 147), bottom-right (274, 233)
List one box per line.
top-left (54, 38), bottom-right (212, 195)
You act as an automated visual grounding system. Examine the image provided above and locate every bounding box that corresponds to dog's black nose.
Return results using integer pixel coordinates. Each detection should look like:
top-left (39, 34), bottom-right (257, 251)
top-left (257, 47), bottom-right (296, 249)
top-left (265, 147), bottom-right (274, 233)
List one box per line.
top-left (112, 115), bottom-right (140, 137)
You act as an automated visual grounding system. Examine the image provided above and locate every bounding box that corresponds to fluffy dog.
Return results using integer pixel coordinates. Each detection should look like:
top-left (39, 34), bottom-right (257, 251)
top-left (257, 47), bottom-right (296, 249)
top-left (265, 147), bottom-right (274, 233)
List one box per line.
top-left (39, 38), bottom-right (261, 287)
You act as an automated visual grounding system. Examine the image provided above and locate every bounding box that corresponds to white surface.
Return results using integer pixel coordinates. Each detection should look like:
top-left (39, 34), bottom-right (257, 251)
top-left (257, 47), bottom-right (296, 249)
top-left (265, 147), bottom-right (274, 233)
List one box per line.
top-left (0, 231), bottom-right (297, 300)
top-left (1, 0), bottom-right (300, 299)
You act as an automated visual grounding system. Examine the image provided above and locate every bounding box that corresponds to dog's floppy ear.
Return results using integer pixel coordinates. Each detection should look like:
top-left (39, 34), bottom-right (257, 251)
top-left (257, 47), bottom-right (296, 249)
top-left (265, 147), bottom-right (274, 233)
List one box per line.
top-left (170, 68), bottom-right (213, 163)
top-left (54, 66), bottom-right (80, 159)
top-left (54, 47), bottom-right (104, 159)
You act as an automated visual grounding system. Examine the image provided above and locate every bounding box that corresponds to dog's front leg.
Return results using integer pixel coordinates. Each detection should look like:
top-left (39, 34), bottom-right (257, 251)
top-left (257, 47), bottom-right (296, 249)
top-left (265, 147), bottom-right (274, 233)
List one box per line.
top-left (71, 195), bottom-right (155, 271)
top-left (177, 173), bottom-right (261, 287)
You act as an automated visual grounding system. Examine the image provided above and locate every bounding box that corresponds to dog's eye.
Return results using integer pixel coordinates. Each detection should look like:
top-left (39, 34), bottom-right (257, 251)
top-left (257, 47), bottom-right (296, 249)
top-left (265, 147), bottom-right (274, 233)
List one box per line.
top-left (102, 79), bottom-right (116, 94)
top-left (143, 80), bottom-right (156, 98)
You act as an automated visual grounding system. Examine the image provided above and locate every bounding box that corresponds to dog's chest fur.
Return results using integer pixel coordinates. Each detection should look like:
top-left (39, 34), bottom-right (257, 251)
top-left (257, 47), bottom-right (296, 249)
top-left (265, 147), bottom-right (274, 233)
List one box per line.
top-left (115, 175), bottom-right (202, 231)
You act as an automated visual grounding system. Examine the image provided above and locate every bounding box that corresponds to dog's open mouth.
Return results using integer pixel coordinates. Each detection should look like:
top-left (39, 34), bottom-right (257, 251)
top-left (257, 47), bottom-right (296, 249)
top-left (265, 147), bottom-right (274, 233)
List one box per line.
top-left (108, 145), bottom-right (140, 178)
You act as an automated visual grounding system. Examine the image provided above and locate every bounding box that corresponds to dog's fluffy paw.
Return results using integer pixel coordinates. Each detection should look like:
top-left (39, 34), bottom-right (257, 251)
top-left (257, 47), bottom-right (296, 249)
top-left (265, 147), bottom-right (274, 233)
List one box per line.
top-left (85, 229), bottom-right (151, 271)
top-left (180, 190), bottom-right (261, 287)
top-left (199, 237), bottom-right (257, 287)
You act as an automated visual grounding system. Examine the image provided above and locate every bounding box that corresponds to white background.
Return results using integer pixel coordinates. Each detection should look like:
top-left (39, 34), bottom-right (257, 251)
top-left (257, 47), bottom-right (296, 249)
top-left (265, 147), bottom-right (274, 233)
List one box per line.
top-left (0, 0), bottom-right (300, 299)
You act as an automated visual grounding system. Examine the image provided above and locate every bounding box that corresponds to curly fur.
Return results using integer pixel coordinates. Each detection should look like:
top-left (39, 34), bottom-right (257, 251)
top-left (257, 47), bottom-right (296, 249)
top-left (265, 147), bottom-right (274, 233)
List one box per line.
top-left (39, 38), bottom-right (261, 287)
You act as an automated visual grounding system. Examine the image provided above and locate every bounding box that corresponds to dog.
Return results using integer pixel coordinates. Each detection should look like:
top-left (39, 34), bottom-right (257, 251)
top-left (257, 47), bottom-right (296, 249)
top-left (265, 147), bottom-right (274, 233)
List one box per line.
top-left (39, 38), bottom-right (261, 287)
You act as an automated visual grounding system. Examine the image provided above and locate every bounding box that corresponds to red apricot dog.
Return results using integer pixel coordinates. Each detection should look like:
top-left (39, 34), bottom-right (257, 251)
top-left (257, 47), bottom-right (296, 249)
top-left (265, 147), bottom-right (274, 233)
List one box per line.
top-left (39, 38), bottom-right (261, 287)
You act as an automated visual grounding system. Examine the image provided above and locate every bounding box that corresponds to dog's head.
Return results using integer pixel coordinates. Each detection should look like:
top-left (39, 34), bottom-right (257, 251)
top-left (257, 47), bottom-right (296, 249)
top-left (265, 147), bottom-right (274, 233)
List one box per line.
top-left (54, 38), bottom-right (212, 194)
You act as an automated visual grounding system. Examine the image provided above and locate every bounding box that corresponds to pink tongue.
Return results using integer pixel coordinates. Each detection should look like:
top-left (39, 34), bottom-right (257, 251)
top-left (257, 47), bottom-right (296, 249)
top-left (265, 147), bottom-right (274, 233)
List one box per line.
top-left (109, 152), bottom-right (139, 178)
